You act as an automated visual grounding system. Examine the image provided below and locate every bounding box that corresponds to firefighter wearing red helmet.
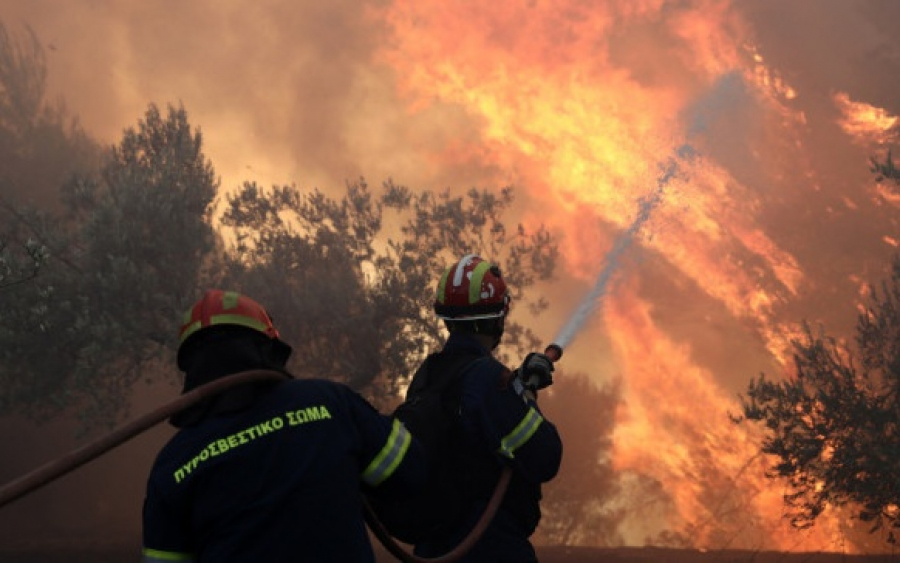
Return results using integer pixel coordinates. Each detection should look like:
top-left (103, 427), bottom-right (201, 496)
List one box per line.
top-left (415, 255), bottom-right (562, 562)
top-left (141, 290), bottom-right (426, 562)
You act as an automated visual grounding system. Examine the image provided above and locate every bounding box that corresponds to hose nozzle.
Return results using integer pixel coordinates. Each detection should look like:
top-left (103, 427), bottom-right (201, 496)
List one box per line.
top-left (544, 343), bottom-right (563, 363)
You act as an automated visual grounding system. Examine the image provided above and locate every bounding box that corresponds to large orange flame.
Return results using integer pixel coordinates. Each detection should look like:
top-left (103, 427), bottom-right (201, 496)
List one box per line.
top-left (375, 0), bottom-right (893, 552)
top-left (377, 0), bottom-right (802, 353)
top-left (607, 286), bottom-right (846, 550)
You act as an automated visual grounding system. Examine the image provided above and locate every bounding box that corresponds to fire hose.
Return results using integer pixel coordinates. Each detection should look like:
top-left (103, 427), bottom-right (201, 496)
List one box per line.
top-left (0, 344), bottom-right (562, 562)
top-left (0, 369), bottom-right (288, 509)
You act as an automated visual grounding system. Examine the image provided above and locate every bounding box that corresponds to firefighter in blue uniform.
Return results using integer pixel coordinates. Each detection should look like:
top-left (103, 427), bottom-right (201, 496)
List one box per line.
top-left (414, 254), bottom-right (563, 562)
top-left (142, 290), bottom-right (425, 562)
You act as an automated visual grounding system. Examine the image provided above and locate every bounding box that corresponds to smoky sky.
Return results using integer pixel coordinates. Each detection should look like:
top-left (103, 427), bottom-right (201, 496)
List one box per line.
top-left (3, 0), bottom-right (900, 553)
top-left (0, 0), bottom-right (490, 193)
top-left (740, 0), bottom-right (900, 114)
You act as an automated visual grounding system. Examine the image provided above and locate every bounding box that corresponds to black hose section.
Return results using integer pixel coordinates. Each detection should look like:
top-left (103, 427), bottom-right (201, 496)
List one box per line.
top-left (364, 467), bottom-right (511, 563)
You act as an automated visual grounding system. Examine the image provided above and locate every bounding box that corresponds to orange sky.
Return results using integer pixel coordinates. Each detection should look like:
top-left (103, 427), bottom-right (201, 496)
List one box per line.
top-left (3, 0), bottom-right (900, 553)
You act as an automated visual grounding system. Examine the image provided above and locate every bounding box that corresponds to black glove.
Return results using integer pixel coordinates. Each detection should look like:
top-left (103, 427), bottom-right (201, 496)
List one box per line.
top-left (517, 352), bottom-right (555, 392)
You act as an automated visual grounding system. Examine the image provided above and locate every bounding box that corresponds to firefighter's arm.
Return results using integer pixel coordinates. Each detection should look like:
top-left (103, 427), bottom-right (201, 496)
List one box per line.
top-left (502, 391), bottom-right (563, 483)
top-left (347, 389), bottom-right (427, 497)
top-left (141, 480), bottom-right (196, 563)
top-left (462, 367), bottom-right (563, 484)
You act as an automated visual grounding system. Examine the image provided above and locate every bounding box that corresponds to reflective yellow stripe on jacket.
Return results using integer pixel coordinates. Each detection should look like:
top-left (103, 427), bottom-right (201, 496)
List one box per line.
top-left (362, 418), bottom-right (412, 486)
top-left (142, 548), bottom-right (195, 562)
top-left (498, 406), bottom-right (543, 459)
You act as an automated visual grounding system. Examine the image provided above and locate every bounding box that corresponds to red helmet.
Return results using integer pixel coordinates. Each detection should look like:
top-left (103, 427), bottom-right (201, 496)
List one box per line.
top-left (434, 254), bottom-right (510, 320)
top-left (177, 290), bottom-right (280, 365)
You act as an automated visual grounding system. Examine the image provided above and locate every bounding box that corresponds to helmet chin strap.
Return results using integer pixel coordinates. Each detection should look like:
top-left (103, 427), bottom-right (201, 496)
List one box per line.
top-left (473, 317), bottom-right (504, 350)
top-left (444, 315), bottom-right (506, 350)
top-left (491, 316), bottom-right (506, 350)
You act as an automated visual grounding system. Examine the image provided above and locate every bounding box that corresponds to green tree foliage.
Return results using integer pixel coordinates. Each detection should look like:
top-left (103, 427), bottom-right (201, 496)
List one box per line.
top-left (220, 180), bottom-right (558, 402)
top-left (737, 258), bottom-right (900, 536)
top-left (0, 103), bottom-right (220, 426)
top-left (0, 202), bottom-right (49, 289)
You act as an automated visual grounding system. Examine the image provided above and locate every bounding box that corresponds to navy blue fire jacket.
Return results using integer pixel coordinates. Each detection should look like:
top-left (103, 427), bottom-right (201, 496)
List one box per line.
top-left (413, 333), bottom-right (563, 562)
top-left (142, 378), bottom-right (425, 562)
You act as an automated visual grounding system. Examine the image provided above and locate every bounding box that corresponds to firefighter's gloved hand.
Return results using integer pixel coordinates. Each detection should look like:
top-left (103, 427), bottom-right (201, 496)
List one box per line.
top-left (517, 352), bottom-right (554, 392)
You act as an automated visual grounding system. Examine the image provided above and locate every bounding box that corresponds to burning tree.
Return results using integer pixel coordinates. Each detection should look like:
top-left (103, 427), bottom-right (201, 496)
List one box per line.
top-left (737, 153), bottom-right (900, 538)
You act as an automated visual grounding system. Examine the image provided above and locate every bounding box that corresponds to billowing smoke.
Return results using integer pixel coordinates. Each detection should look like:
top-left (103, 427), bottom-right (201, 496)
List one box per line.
top-left (2, 0), bottom-right (900, 554)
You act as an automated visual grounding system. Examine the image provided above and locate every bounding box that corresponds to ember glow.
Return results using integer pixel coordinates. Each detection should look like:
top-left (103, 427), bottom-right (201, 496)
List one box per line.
top-left (835, 92), bottom-right (899, 146)
top-left (3, 0), bottom-right (900, 554)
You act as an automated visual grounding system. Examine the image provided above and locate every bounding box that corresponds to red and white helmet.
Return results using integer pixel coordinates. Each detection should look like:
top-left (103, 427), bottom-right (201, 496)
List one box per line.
top-left (434, 254), bottom-right (510, 321)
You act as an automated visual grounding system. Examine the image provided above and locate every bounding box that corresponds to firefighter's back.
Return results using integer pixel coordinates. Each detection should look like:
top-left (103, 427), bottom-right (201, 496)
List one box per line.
top-left (145, 378), bottom-right (393, 562)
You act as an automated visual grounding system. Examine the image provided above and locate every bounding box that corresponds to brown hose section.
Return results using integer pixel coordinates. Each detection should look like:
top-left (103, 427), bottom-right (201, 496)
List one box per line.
top-left (0, 369), bottom-right (288, 509)
top-left (0, 368), bottom-right (509, 562)
top-left (364, 467), bottom-right (511, 563)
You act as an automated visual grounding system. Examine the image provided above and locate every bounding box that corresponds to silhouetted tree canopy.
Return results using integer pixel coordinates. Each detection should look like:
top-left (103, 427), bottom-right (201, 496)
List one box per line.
top-left (0, 203), bottom-right (48, 289)
top-left (0, 94), bottom-right (558, 425)
top-left (0, 103), bottom-right (220, 426)
top-left (738, 152), bottom-right (900, 538)
top-left (221, 180), bottom-right (558, 404)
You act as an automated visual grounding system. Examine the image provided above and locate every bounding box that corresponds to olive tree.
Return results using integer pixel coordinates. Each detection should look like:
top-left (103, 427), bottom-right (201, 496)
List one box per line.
top-left (737, 151), bottom-right (900, 538)
top-left (220, 180), bottom-right (558, 403)
top-left (0, 103), bottom-right (220, 425)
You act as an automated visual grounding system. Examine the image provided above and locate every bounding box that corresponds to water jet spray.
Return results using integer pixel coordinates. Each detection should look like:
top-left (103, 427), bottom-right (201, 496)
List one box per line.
top-left (548, 71), bottom-right (737, 351)
top-left (551, 145), bottom-right (695, 351)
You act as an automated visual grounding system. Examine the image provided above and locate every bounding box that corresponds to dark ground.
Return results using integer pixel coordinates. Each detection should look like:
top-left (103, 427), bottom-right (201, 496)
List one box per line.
top-left (0, 544), bottom-right (898, 562)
